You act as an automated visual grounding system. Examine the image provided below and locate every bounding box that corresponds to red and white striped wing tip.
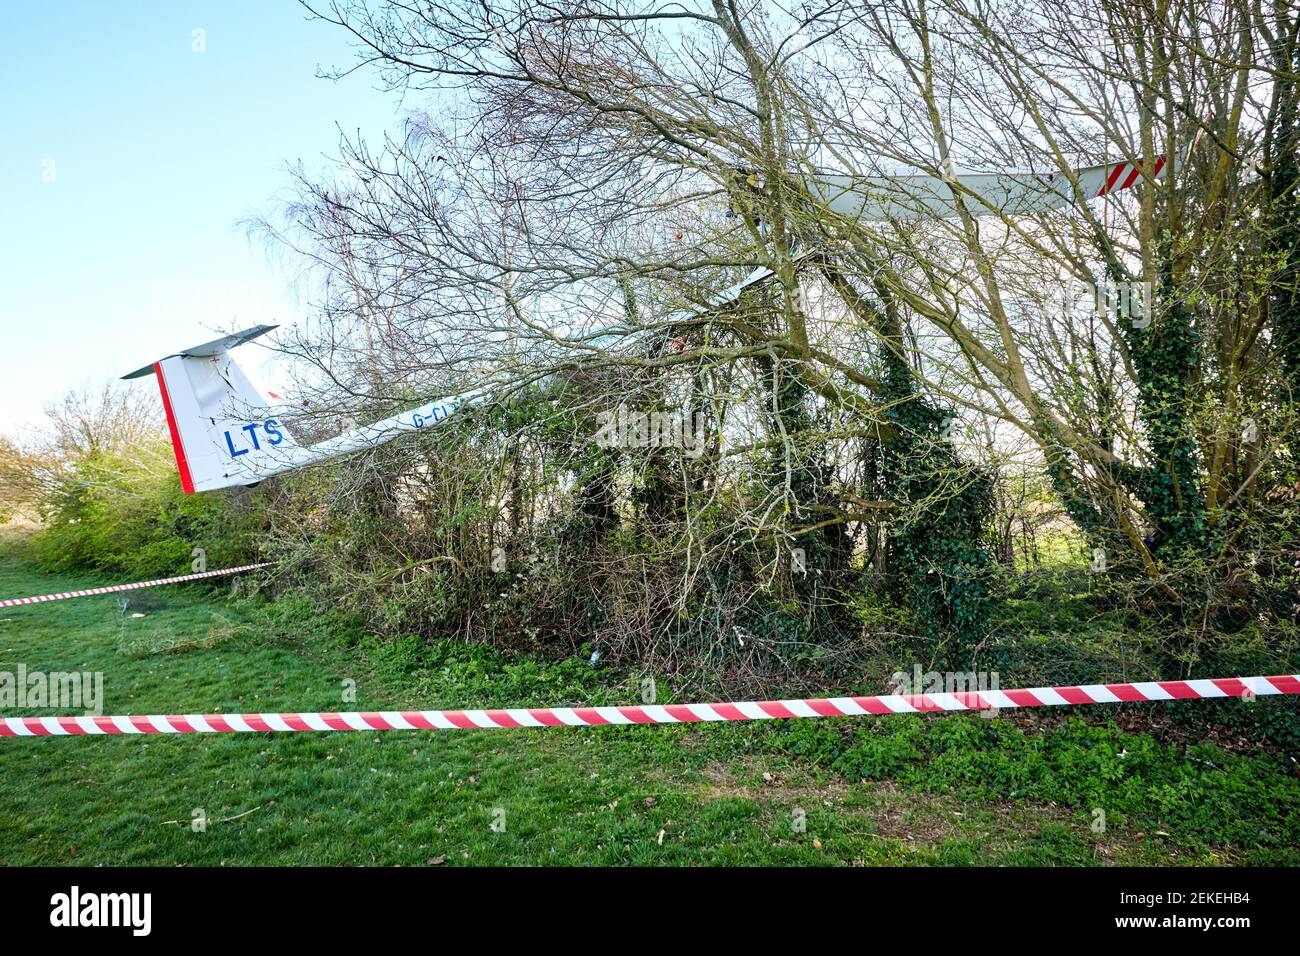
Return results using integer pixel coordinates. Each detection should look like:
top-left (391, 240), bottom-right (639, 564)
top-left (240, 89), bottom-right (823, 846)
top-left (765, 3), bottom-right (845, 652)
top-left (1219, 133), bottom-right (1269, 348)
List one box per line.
top-left (1096, 154), bottom-right (1167, 196)
top-left (3, 675), bottom-right (1296, 736)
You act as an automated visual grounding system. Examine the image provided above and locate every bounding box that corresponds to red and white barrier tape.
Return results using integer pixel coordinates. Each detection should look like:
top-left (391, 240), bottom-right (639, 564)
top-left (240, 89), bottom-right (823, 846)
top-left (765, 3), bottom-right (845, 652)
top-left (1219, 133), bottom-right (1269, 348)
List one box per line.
top-left (2, 674), bottom-right (1296, 737)
top-left (0, 563), bottom-right (275, 608)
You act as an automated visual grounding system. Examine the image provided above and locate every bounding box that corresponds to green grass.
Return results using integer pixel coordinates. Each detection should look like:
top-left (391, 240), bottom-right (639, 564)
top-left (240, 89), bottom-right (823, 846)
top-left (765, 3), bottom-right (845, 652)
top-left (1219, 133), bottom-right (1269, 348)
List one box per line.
top-left (0, 536), bottom-right (1295, 866)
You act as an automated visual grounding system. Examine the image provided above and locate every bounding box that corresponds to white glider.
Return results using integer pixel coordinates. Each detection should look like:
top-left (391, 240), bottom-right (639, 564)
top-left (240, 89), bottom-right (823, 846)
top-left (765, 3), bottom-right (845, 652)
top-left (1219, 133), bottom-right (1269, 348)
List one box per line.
top-left (128, 155), bottom-right (1163, 493)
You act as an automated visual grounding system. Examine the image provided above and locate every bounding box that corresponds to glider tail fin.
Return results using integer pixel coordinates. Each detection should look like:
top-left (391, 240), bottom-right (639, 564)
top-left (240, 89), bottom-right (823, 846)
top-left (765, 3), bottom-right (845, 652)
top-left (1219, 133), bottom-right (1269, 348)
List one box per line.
top-left (124, 325), bottom-right (300, 494)
top-left (126, 324), bottom-right (484, 494)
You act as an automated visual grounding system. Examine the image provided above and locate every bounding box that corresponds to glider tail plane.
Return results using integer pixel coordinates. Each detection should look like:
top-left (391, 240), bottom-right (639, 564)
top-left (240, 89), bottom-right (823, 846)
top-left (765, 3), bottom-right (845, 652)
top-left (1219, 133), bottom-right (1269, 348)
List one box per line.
top-left (124, 325), bottom-right (479, 494)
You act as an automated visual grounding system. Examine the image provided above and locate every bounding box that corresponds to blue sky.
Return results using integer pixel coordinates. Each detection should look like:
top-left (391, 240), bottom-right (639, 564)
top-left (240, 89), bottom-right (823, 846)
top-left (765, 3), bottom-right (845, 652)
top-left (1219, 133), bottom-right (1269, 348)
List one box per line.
top-left (0, 1), bottom-right (407, 430)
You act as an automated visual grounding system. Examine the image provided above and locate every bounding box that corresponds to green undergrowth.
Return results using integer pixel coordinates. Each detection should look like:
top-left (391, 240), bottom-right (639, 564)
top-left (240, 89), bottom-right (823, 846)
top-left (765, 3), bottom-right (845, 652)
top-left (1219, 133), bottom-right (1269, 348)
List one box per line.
top-left (0, 533), bottom-right (1296, 866)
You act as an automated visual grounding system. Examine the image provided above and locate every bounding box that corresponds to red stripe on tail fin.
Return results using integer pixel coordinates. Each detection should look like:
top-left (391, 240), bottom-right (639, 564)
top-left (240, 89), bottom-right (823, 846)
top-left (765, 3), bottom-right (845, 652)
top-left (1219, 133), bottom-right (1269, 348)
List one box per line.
top-left (154, 362), bottom-right (196, 494)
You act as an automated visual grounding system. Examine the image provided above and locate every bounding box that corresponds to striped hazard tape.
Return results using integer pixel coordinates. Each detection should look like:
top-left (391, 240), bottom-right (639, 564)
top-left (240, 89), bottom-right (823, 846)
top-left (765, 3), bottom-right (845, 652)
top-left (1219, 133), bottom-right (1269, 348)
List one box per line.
top-left (2, 674), bottom-right (1296, 737)
top-left (0, 563), bottom-right (275, 608)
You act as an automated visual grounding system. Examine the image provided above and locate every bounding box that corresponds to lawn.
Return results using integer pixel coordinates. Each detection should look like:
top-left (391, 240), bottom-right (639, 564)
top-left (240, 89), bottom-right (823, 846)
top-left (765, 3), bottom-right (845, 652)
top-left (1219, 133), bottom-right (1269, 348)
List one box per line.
top-left (0, 537), bottom-right (1295, 866)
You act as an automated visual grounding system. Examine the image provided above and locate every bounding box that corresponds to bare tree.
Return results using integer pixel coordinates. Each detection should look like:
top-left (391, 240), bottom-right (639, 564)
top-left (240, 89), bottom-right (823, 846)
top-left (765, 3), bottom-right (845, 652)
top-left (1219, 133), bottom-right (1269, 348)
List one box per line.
top-left (238, 0), bottom-right (1300, 675)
